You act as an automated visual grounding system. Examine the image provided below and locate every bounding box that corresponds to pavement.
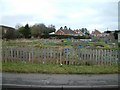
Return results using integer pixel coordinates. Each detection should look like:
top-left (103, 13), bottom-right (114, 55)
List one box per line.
top-left (1, 73), bottom-right (120, 90)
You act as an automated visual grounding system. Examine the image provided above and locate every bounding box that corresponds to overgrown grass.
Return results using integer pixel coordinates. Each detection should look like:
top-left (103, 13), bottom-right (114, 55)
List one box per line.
top-left (2, 62), bottom-right (119, 74)
top-left (3, 39), bottom-right (119, 49)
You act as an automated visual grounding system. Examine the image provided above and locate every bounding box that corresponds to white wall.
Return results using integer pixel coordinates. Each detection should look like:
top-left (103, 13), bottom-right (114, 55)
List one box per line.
top-left (118, 33), bottom-right (120, 43)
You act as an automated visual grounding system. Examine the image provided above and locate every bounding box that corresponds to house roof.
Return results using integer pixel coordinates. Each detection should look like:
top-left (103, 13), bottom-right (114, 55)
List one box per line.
top-left (92, 29), bottom-right (101, 34)
top-left (0, 25), bottom-right (15, 30)
top-left (74, 29), bottom-right (83, 34)
top-left (57, 29), bottom-right (77, 35)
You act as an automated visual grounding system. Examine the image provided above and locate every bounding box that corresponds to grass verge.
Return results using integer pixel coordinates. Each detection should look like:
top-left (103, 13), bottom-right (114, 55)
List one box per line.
top-left (2, 62), bottom-right (119, 74)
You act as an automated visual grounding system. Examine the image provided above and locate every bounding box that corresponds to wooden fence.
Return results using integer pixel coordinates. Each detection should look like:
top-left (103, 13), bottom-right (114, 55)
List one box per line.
top-left (2, 47), bottom-right (119, 65)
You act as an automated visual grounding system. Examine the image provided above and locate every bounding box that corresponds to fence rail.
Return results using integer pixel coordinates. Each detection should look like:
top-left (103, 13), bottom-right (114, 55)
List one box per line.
top-left (2, 47), bottom-right (119, 65)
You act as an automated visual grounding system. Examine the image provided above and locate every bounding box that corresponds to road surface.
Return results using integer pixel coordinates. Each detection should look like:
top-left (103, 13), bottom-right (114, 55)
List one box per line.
top-left (1, 73), bottom-right (119, 89)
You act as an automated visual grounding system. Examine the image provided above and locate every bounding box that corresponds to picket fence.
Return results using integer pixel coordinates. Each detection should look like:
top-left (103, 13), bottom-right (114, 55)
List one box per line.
top-left (2, 47), bottom-right (119, 65)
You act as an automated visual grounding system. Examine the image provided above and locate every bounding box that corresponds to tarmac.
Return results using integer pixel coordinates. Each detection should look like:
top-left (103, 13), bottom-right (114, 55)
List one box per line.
top-left (1, 73), bottom-right (119, 90)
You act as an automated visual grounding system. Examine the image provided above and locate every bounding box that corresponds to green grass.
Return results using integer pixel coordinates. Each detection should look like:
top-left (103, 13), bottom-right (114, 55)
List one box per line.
top-left (2, 62), bottom-right (119, 74)
top-left (3, 39), bottom-right (119, 49)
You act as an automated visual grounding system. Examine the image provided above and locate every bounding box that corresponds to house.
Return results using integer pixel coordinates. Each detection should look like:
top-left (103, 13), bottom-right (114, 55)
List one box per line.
top-left (0, 25), bottom-right (15, 39)
top-left (74, 29), bottom-right (84, 36)
top-left (91, 29), bottom-right (102, 37)
top-left (92, 30), bottom-right (116, 43)
top-left (101, 31), bottom-right (116, 43)
top-left (55, 29), bottom-right (77, 36)
top-left (100, 30), bottom-right (115, 37)
top-left (101, 33), bottom-right (110, 37)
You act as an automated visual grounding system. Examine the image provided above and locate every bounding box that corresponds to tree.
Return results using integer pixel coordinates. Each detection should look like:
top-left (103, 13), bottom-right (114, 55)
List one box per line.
top-left (15, 24), bottom-right (23, 29)
top-left (60, 27), bottom-right (63, 30)
top-left (104, 31), bottom-right (111, 33)
top-left (31, 23), bottom-right (46, 38)
top-left (31, 24), bottom-right (39, 37)
top-left (47, 24), bottom-right (56, 33)
top-left (17, 23), bottom-right (56, 38)
top-left (14, 30), bottom-right (23, 38)
top-left (69, 28), bottom-right (71, 30)
top-left (17, 24), bottom-right (31, 38)
top-left (24, 24), bottom-right (31, 38)
top-left (38, 24), bottom-right (48, 35)
top-left (17, 26), bottom-right (24, 37)
top-left (31, 23), bottom-right (55, 38)
top-left (64, 26), bottom-right (68, 30)
top-left (113, 30), bottom-right (120, 40)
top-left (81, 28), bottom-right (89, 35)
top-left (81, 28), bottom-right (85, 33)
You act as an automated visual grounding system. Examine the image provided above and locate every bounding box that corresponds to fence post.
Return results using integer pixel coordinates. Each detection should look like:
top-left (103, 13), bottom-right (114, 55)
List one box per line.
top-left (60, 48), bottom-right (62, 65)
top-left (101, 49), bottom-right (103, 65)
top-left (89, 49), bottom-right (92, 65)
top-left (29, 51), bottom-right (31, 63)
top-left (2, 47), bottom-right (5, 63)
top-left (97, 49), bottom-right (100, 65)
top-left (3, 47), bottom-right (6, 63)
top-left (116, 50), bottom-right (119, 65)
top-left (43, 48), bottom-right (46, 64)
top-left (109, 49), bottom-right (112, 65)
top-left (78, 48), bottom-right (81, 65)
top-left (10, 47), bottom-right (13, 62)
top-left (31, 48), bottom-right (33, 63)
top-left (92, 49), bottom-right (94, 65)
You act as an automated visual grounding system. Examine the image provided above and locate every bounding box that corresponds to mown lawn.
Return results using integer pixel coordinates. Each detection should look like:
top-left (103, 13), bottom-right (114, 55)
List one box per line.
top-left (2, 62), bottom-right (119, 74)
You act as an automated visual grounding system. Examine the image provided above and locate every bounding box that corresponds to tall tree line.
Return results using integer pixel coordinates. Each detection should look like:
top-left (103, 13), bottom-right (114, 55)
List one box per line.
top-left (16, 23), bottom-right (56, 38)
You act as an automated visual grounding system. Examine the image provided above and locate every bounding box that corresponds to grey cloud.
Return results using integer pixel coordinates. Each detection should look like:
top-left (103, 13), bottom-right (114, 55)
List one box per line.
top-left (1, 15), bottom-right (42, 27)
top-left (1, 15), bottom-right (29, 27)
top-left (54, 1), bottom-right (118, 31)
top-left (0, 0), bottom-right (118, 31)
top-left (118, 1), bottom-right (120, 29)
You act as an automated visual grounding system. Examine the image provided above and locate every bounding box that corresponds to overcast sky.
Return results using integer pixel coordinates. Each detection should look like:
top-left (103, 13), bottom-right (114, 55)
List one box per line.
top-left (0, 0), bottom-right (119, 32)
